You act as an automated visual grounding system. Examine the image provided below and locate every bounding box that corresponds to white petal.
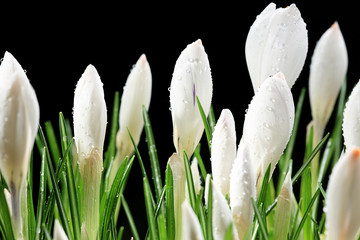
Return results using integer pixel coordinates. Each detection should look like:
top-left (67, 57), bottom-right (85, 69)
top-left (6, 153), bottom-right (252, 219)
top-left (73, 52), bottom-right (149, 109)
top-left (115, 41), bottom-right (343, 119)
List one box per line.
top-left (117, 54), bottom-right (152, 159)
top-left (211, 109), bottom-right (237, 197)
top-left (325, 148), bottom-right (360, 240)
top-left (230, 144), bottom-right (256, 239)
top-left (245, 3), bottom-right (308, 91)
top-left (73, 65), bottom-right (107, 161)
top-left (310, 22), bottom-right (348, 131)
top-left (182, 201), bottom-right (204, 240)
top-left (53, 219), bottom-right (69, 240)
top-left (204, 173), bottom-right (211, 207)
top-left (242, 72), bottom-right (294, 190)
top-left (343, 80), bottom-right (360, 149)
top-left (190, 157), bottom-right (201, 195)
top-left (212, 182), bottom-right (238, 240)
top-left (170, 39), bottom-right (213, 157)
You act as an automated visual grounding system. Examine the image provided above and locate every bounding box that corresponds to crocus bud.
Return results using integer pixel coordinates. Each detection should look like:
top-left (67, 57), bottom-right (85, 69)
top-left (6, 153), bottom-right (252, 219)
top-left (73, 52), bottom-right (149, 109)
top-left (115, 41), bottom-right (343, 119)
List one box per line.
top-left (230, 144), bottom-right (256, 239)
top-left (212, 181), bottom-right (239, 240)
top-left (108, 54), bottom-right (152, 189)
top-left (168, 153), bottom-right (186, 240)
top-left (242, 72), bottom-right (294, 192)
top-left (182, 201), bottom-right (204, 240)
top-left (309, 22), bottom-right (348, 143)
top-left (211, 109), bottom-right (237, 197)
top-left (53, 219), bottom-right (69, 240)
top-left (0, 52), bottom-right (40, 238)
top-left (325, 148), bottom-right (360, 240)
top-left (73, 64), bottom-right (107, 240)
top-left (170, 39), bottom-right (213, 157)
top-left (245, 3), bottom-right (308, 92)
top-left (273, 169), bottom-right (292, 239)
top-left (343, 80), bottom-right (360, 149)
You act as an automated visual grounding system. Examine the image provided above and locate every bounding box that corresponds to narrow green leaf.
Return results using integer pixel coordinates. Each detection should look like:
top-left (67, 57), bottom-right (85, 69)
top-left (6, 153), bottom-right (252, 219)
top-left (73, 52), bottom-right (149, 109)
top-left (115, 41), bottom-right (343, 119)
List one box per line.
top-left (117, 226), bottom-right (124, 240)
top-left (257, 164), bottom-right (271, 210)
top-left (127, 128), bottom-right (148, 179)
top-left (333, 78), bottom-right (347, 163)
top-left (44, 121), bottom-right (61, 165)
top-left (121, 195), bottom-right (140, 240)
top-left (251, 198), bottom-right (268, 240)
top-left (0, 183), bottom-right (15, 240)
top-left (144, 177), bottom-right (159, 240)
top-left (143, 105), bottom-right (163, 202)
top-left (183, 151), bottom-right (196, 210)
top-left (225, 223), bottom-right (233, 240)
top-left (207, 104), bottom-right (216, 133)
top-left (292, 133), bottom-right (330, 185)
top-left (206, 178), bottom-right (213, 240)
top-left (35, 148), bottom-right (47, 240)
top-left (42, 224), bottom-right (52, 240)
top-left (196, 96), bottom-right (212, 154)
top-left (193, 145), bottom-right (207, 181)
top-left (27, 154), bottom-right (36, 240)
top-left (165, 165), bottom-right (175, 240)
top-left (154, 187), bottom-right (166, 218)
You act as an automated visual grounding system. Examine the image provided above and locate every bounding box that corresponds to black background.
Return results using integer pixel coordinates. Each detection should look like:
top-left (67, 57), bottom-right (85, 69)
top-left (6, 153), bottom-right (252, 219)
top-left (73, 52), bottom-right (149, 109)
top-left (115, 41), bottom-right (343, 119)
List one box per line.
top-left (1, 1), bottom-right (358, 238)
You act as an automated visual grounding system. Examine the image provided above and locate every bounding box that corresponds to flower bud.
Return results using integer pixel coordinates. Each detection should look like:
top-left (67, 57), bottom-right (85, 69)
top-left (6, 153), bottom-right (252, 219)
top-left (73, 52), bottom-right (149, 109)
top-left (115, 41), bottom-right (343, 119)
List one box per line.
top-left (309, 22), bottom-right (348, 141)
top-left (245, 3), bottom-right (308, 92)
top-left (211, 109), bottom-right (237, 197)
top-left (73, 64), bottom-right (107, 240)
top-left (325, 148), bottom-right (360, 240)
top-left (242, 72), bottom-right (294, 191)
top-left (0, 52), bottom-right (39, 238)
top-left (343, 80), bottom-right (360, 149)
top-left (212, 181), bottom-right (239, 240)
top-left (182, 201), bottom-right (204, 240)
top-left (230, 144), bottom-right (256, 239)
top-left (170, 39), bottom-right (213, 157)
top-left (53, 219), bottom-right (69, 240)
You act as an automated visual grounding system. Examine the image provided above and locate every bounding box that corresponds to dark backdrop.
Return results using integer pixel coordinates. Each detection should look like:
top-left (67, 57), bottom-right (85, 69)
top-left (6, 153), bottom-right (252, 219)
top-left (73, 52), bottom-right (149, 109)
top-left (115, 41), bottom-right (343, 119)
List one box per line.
top-left (1, 1), bottom-right (358, 238)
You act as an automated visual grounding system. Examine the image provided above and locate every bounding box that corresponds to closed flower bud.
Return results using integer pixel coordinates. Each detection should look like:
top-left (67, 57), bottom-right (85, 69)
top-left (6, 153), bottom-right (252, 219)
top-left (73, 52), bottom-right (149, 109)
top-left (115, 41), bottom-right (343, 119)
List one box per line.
top-left (0, 52), bottom-right (39, 238)
top-left (325, 148), bottom-right (360, 240)
top-left (211, 109), bottom-right (237, 197)
top-left (309, 22), bottom-right (348, 143)
top-left (170, 39), bottom-right (213, 157)
top-left (108, 54), bottom-right (152, 189)
top-left (182, 201), bottom-right (204, 240)
top-left (73, 64), bottom-right (107, 240)
top-left (343, 80), bottom-right (360, 149)
top-left (53, 219), bottom-right (69, 240)
top-left (230, 144), bottom-right (256, 239)
top-left (242, 72), bottom-right (294, 192)
top-left (212, 181), bottom-right (239, 240)
top-left (245, 3), bottom-right (308, 92)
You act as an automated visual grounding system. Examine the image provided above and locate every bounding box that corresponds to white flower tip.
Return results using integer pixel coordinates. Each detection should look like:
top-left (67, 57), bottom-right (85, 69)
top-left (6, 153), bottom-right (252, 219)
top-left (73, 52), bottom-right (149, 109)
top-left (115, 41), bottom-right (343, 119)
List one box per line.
top-left (274, 72), bottom-right (286, 80)
top-left (54, 219), bottom-right (69, 240)
top-left (194, 39), bottom-right (203, 45)
top-left (331, 21), bottom-right (339, 30)
top-left (138, 54), bottom-right (148, 65)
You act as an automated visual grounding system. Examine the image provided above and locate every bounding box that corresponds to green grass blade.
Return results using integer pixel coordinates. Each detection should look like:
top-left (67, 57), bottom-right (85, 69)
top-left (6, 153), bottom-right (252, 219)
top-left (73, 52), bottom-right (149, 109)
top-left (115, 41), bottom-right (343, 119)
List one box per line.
top-left (42, 224), bottom-right (52, 240)
top-left (225, 223), bottom-right (233, 240)
top-left (117, 226), bottom-right (124, 240)
top-left (193, 145), bottom-right (207, 181)
top-left (333, 79), bottom-right (347, 163)
top-left (183, 151), bottom-right (196, 210)
top-left (207, 104), bottom-right (216, 133)
top-left (103, 91), bottom-right (120, 174)
top-left (206, 179), bottom-right (213, 240)
top-left (143, 177), bottom-right (159, 240)
top-left (165, 164), bottom-right (175, 240)
top-left (251, 198), bottom-right (268, 240)
top-left (127, 128), bottom-right (148, 179)
top-left (59, 113), bottom-right (81, 240)
top-left (196, 96), bottom-right (212, 154)
top-left (154, 187), bottom-right (166, 218)
top-left (27, 154), bottom-right (36, 240)
top-left (35, 147), bottom-right (47, 240)
top-left (121, 195), bottom-right (140, 240)
top-left (44, 121), bottom-right (61, 164)
top-left (100, 156), bottom-right (134, 239)
top-left (143, 105), bottom-right (163, 202)
top-left (257, 164), bottom-right (271, 210)
top-left (292, 187), bottom-right (321, 240)
top-left (0, 183), bottom-right (15, 240)
top-left (292, 133), bottom-right (330, 185)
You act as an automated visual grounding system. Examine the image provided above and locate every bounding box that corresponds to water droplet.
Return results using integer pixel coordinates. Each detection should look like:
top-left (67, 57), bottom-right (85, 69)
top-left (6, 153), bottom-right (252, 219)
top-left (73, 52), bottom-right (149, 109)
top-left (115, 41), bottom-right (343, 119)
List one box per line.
top-left (263, 123), bottom-right (270, 128)
top-left (169, 107), bottom-right (172, 111)
top-left (271, 98), bottom-right (276, 103)
top-left (168, 87), bottom-right (171, 92)
top-left (266, 106), bottom-right (273, 112)
top-left (182, 99), bottom-right (188, 104)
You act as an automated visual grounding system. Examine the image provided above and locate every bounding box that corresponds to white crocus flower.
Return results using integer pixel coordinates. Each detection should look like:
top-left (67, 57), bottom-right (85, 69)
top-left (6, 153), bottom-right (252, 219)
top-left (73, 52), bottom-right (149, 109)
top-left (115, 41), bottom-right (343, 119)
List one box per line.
top-left (211, 109), bottom-right (237, 197)
top-left (230, 144), bottom-right (256, 239)
top-left (242, 72), bottom-right (294, 193)
top-left (108, 54), bottom-right (152, 189)
top-left (182, 201), bottom-right (204, 240)
top-left (73, 65), bottom-right (107, 240)
top-left (0, 52), bottom-right (39, 239)
top-left (53, 220), bottom-right (69, 240)
top-left (212, 181), bottom-right (239, 240)
top-left (325, 147), bottom-right (360, 240)
top-left (309, 22), bottom-right (348, 146)
top-left (343, 80), bottom-right (360, 150)
top-left (245, 3), bottom-right (308, 92)
top-left (170, 39), bottom-right (213, 157)
top-left (274, 169), bottom-right (292, 239)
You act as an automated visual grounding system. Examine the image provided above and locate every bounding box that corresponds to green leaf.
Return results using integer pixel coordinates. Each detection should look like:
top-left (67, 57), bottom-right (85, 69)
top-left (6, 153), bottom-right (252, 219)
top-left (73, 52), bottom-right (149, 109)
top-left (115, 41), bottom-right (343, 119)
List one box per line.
top-left (183, 151), bottom-right (196, 210)
top-left (27, 153), bottom-right (36, 240)
top-left (251, 198), bottom-right (268, 240)
top-left (165, 164), bottom-right (175, 240)
top-left (44, 121), bottom-right (61, 165)
top-left (35, 148), bottom-right (47, 240)
top-left (0, 182), bottom-right (14, 240)
top-left (196, 96), bottom-right (212, 154)
top-left (121, 195), bottom-right (140, 240)
top-left (225, 223), bottom-right (233, 240)
top-left (143, 177), bottom-right (159, 240)
top-left (127, 128), bottom-right (148, 180)
top-left (193, 145), bottom-right (208, 182)
top-left (143, 105), bottom-right (163, 202)
top-left (206, 178), bottom-right (213, 240)
top-left (207, 104), bottom-right (216, 133)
